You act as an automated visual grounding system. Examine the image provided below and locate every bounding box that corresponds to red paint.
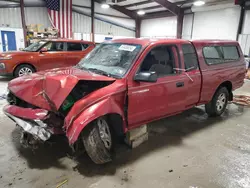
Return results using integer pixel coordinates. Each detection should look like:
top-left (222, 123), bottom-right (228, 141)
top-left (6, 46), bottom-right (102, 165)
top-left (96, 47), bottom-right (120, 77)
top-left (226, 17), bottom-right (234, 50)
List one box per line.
top-left (0, 39), bottom-right (95, 76)
top-left (5, 38), bottom-right (246, 144)
top-left (8, 67), bottom-right (115, 111)
top-left (3, 105), bottom-right (48, 120)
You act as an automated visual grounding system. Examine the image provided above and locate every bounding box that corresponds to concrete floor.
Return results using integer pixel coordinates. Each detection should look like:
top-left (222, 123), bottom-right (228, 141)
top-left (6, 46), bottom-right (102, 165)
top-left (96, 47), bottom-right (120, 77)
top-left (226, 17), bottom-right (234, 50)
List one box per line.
top-left (0, 77), bottom-right (250, 188)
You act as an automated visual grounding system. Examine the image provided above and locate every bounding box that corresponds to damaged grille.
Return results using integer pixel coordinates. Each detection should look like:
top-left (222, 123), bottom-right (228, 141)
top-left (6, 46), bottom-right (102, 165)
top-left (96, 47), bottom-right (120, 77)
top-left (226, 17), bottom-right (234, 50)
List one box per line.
top-left (59, 80), bottom-right (114, 115)
top-left (7, 92), bottom-right (38, 109)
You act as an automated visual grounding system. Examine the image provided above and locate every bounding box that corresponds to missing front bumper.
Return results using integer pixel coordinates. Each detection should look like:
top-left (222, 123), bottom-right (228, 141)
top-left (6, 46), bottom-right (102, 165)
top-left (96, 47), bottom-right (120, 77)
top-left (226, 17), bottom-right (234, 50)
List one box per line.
top-left (4, 112), bottom-right (52, 141)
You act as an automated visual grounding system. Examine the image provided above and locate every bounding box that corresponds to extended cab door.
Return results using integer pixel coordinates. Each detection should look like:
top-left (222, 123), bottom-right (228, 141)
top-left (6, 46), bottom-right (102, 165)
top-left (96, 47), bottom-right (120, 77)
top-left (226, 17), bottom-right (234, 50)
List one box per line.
top-left (127, 44), bottom-right (188, 129)
top-left (38, 41), bottom-right (67, 71)
top-left (65, 42), bottom-right (92, 66)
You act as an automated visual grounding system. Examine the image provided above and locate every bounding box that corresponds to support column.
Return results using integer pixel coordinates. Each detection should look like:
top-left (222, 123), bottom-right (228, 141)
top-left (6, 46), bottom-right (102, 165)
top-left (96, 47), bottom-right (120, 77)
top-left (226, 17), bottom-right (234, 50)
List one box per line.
top-left (91, 0), bottom-right (95, 42)
top-left (135, 18), bottom-right (141, 38)
top-left (20, 0), bottom-right (27, 47)
top-left (237, 5), bottom-right (245, 41)
top-left (177, 9), bottom-right (184, 39)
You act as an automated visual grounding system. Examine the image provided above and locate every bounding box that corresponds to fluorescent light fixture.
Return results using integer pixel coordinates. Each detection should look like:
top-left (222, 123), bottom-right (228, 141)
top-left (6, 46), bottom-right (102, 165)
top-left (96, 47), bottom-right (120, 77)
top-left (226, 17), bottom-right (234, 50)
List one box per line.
top-left (137, 10), bottom-right (145, 15)
top-left (101, 4), bottom-right (110, 9)
top-left (193, 1), bottom-right (205, 6)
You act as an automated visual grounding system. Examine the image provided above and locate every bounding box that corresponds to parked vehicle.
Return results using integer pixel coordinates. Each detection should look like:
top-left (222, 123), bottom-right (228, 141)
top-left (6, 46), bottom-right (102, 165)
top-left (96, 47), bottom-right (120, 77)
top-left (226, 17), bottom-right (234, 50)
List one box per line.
top-left (4, 39), bottom-right (245, 164)
top-left (245, 55), bottom-right (250, 69)
top-left (0, 39), bottom-right (95, 77)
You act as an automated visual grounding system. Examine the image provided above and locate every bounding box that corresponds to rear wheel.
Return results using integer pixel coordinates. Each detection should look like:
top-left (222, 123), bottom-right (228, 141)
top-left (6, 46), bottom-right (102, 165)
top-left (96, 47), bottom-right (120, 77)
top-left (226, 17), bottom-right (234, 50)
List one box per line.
top-left (82, 117), bottom-right (114, 164)
top-left (205, 87), bottom-right (229, 116)
top-left (14, 64), bottom-right (35, 77)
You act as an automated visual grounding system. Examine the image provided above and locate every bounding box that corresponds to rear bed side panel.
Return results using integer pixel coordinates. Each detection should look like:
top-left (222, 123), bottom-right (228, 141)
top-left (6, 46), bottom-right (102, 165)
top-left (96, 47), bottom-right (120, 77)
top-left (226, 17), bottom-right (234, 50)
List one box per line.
top-left (192, 41), bottom-right (245, 104)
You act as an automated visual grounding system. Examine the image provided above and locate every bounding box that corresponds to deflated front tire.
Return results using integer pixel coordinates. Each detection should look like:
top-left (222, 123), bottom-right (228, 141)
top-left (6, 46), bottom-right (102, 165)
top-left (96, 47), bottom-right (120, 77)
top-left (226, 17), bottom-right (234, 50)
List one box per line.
top-left (82, 117), bottom-right (114, 164)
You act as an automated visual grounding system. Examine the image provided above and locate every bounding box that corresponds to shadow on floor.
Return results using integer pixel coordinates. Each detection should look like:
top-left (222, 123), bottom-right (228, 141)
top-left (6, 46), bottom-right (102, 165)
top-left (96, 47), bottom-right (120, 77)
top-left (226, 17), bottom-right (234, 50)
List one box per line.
top-left (11, 103), bottom-right (247, 175)
top-left (11, 129), bottom-right (71, 170)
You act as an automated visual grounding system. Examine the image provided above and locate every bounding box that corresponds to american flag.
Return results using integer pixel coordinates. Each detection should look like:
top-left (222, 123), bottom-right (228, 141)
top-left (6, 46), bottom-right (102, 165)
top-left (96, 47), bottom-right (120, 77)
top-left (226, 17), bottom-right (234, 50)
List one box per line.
top-left (45, 0), bottom-right (72, 38)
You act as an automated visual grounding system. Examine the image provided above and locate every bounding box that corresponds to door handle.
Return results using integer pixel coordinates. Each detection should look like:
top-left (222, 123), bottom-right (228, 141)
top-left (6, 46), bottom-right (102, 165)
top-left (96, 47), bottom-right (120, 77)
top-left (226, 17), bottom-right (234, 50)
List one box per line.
top-left (176, 82), bottom-right (184, 87)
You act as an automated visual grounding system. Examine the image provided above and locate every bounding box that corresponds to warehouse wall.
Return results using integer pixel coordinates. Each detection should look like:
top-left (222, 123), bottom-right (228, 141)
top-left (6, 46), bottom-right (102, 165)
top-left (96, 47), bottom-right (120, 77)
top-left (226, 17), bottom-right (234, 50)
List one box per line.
top-left (182, 14), bottom-right (194, 40)
top-left (0, 27), bottom-right (24, 52)
top-left (72, 12), bottom-right (135, 36)
top-left (192, 7), bottom-right (241, 40)
top-left (25, 7), bottom-right (51, 27)
top-left (239, 10), bottom-right (250, 55)
top-left (141, 17), bottom-right (177, 38)
top-left (0, 6), bottom-right (135, 51)
top-left (0, 8), bottom-right (22, 28)
top-left (182, 3), bottom-right (241, 40)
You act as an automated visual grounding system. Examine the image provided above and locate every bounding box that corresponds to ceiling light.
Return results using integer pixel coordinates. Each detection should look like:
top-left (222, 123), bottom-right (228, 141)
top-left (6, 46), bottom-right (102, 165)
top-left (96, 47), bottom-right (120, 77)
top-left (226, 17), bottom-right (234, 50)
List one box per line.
top-left (193, 1), bottom-right (205, 6)
top-left (101, 4), bottom-right (110, 9)
top-left (137, 10), bottom-right (145, 15)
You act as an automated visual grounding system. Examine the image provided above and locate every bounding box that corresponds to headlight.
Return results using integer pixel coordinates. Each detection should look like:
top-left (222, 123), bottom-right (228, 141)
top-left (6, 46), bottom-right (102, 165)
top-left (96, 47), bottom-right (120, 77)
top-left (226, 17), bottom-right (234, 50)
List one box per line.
top-left (0, 63), bottom-right (5, 69)
top-left (0, 57), bottom-right (12, 60)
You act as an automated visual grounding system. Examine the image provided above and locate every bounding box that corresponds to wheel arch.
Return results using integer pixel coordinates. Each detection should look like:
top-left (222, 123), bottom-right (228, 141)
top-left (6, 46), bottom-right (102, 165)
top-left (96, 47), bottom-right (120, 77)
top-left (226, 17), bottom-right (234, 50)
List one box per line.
top-left (216, 81), bottom-right (233, 101)
top-left (65, 98), bottom-right (126, 145)
top-left (13, 63), bottom-right (37, 76)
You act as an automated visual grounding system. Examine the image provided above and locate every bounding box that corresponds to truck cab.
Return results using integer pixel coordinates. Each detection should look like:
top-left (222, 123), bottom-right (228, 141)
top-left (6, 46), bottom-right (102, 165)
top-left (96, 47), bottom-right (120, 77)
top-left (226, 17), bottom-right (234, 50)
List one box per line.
top-left (4, 38), bottom-right (246, 164)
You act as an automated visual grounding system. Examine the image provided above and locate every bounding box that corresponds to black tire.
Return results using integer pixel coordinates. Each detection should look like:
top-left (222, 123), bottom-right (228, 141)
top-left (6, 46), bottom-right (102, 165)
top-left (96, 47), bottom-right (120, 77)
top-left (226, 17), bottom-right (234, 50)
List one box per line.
top-left (205, 87), bottom-right (229, 117)
top-left (14, 64), bottom-right (35, 77)
top-left (82, 117), bottom-right (114, 164)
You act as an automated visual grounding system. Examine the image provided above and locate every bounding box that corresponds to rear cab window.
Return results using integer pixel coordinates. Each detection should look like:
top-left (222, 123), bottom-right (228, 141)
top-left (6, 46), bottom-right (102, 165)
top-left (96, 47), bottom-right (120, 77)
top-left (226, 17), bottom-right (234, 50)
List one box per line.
top-left (182, 44), bottom-right (199, 71)
top-left (203, 45), bottom-right (240, 65)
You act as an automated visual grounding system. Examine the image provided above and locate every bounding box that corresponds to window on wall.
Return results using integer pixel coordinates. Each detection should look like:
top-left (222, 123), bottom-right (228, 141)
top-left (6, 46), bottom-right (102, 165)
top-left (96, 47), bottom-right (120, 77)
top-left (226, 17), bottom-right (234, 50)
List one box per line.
top-left (182, 44), bottom-right (198, 71)
top-left (139, 45), bottom-right (177, 77)
top-left (203, 45), bottom-right (239, 65)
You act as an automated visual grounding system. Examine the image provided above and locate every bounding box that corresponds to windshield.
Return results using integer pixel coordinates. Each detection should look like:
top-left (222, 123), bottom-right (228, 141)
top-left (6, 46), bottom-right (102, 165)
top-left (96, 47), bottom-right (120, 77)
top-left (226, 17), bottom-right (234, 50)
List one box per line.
top-left (76, 43), bottom-right (142, 78)
top-left (23, 41), bottom-right (47, 52)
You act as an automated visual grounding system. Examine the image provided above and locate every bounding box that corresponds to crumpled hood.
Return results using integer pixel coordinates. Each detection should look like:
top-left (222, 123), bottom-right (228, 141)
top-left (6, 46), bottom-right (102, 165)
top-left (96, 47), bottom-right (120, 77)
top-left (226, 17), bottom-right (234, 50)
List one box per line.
top-left (8, 67), bottom-right (115, 111)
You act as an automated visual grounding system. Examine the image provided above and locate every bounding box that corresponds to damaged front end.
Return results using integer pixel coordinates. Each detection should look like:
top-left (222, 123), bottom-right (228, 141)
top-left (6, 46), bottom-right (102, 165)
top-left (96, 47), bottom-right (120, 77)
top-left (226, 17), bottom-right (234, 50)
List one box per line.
top-left (4, 94), bottom-right (64, 148)
top-left (4, 69), bottom-right (115, 148)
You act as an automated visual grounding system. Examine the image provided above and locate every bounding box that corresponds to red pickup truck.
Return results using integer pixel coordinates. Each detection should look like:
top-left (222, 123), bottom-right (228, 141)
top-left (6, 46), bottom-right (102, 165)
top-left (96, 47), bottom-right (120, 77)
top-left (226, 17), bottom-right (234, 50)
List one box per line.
top-left (4, 39), bottom-right (245, 164)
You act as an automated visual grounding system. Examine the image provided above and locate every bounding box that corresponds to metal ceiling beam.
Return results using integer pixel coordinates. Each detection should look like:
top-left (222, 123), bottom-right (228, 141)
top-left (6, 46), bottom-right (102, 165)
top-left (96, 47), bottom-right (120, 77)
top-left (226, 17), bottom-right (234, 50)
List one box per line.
top-left (123, 0), bottom-right (153, 8)
top-left (132, 5), bottom-right (162, 11)
top-left (153, 0), bottom-right (180, 15)
top-left (94, 0), bottom-right (137, 19)
top-left (175, 0), bottom-right (196, 5)
top-left (111, 4), bottom-right (137, 19)
top-left (141, 10), bottom-right (173, 20)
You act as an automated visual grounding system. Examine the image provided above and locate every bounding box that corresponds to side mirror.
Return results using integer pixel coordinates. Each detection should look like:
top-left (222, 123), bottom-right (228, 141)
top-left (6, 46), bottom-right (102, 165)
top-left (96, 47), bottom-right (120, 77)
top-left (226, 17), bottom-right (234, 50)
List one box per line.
top-left (134, 72), bottom-right (157, 83)
top-left (40, 48), bottom-right (48, 53)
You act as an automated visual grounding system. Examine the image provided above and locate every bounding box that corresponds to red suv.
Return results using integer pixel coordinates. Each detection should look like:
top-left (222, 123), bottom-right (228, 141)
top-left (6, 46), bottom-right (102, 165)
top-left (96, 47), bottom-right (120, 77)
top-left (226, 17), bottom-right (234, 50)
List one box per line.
top-left (0, 39), bottom-right (95, 77)
top-left (4, 39), bottom-right (245, 164)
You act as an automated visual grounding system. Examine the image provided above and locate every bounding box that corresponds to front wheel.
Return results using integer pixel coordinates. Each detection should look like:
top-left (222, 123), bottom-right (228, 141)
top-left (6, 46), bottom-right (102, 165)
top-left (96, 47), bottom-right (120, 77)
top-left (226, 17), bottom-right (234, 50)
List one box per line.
top-left (14, 64), bottom-right (35, 77)
top-left (205, 87), bottom-right (229, 116)
top-left (82, 117), bottom-right (114, 164)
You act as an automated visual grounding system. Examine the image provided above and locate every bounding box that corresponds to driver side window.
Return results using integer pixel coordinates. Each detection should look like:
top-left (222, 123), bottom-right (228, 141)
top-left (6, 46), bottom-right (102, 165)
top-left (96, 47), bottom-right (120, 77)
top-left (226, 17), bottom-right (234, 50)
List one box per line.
top-left (44, 42), bottom-right (64, 51)
top-left (139, 45), bottom-right (177, 77)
